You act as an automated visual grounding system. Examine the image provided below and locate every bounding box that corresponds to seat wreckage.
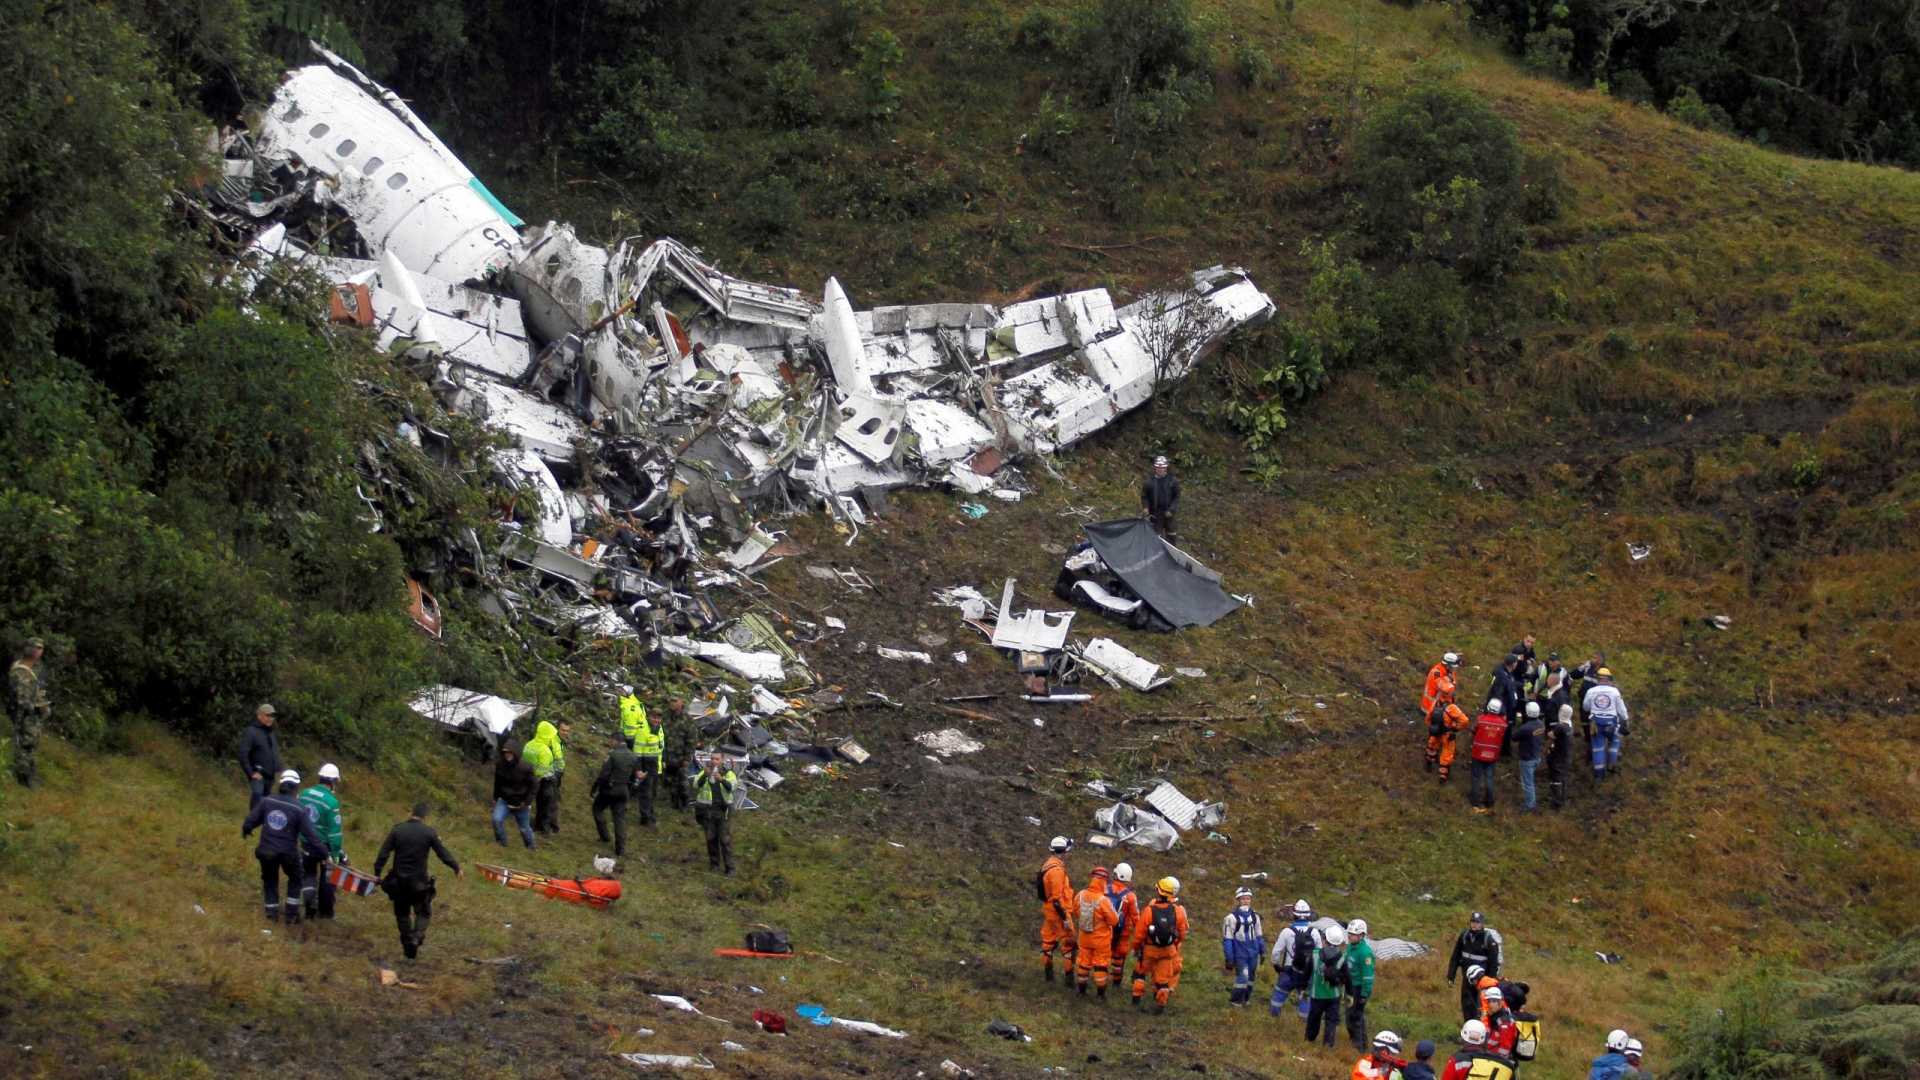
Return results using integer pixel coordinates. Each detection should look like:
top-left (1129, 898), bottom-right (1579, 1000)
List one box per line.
top-left (210, 46), bottom-right (1274, 760)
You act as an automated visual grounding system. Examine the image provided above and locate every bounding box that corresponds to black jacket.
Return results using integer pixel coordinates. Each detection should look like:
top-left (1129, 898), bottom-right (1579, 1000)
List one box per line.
top-left (1140, 473), bottom-right (1180, 515)
top-left (236, 720), bottom-right (281, 780)
top-left (243, 790), bottom-right (328, 860)
top-left (1447, 926), bottom-right (1502, 980)
top-left (1512, 717), bottom-right (1544, 762)
top-left (492, 743), bottom-right (536, 806)
top-left (1545, 722), bottom-right (1573, 771)
top-left (374, 819), bottom-right (459, 886)
top-left (593, 745), bottom-right (643, 797)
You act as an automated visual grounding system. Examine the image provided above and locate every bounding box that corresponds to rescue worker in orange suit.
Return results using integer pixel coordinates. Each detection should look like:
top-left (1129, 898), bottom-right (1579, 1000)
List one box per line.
top-left (1038, 836), bottom-right (1076, 984)
top-left (1353, 1031), bottom-right (1407, 1080)
top-left (1130, 876), bottom-right (1191, 1013)
top-left (1428, 702), bottom-right (1470, 783)
top-left (1072, 866), bottom-right (1122, 998)
top-left (1105, 862), bottom-right (1140, 991)
top-left (1423, 652), bottom-right (1463, 778)
top-left (1467, 965), bottom-right (1502, 1021)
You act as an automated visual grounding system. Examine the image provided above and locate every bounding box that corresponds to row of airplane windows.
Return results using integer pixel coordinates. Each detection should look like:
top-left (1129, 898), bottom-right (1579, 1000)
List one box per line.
top-left (307, 122), bottom-right (408, 190)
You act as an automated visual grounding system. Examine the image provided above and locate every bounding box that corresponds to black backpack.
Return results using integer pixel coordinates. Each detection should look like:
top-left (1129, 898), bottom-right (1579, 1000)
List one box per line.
top-left (745, 929), bottom-right (791, 954)
top-left (1034, 868), bottom-right (1048, 902)
top-left (1289, 922), bottom-right (1316, 973)
top-left (1147, 902), bottom-right (1179, 947)
top-left (1427, 701), bottom-right (1449, 736)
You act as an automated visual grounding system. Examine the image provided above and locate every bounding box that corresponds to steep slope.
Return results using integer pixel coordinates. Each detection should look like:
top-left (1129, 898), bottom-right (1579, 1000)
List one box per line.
top-left (3, 2), bottom-right (1919, 1078)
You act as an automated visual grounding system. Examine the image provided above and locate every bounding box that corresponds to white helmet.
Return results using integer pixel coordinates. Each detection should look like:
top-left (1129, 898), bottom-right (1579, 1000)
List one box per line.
top-left (1373, 1031), bottom-right (1402, 1053)
top-left (1113, 862), bottom-right (1133, 883)
top-left (1524, 701), bottom-right (1541, 718)
top-left (1442, 652), bottom-right (1460, 667)
top-left (1606, 1029), bottom-right (1631, 1052)
top-left (276, 768), bottom-right (300, 786)
top-left (1049, 836), bottom-right (1070, 852)
top-left (1625, 1038), bottom-right (1644, 1059)
top-left (1346, 918), bottom-right (1368, 937)
top-left (1483, 987), bottom-right (1504, 1003)
top-left (1235, 887), bottom-right (1253, 901)
top-left (1487, 698), bottom-right (1504, 714)
top-left (318, 763), bottom-right (341, 782)
top-left (1466, 964), bottom-right (1485, 981)
top-left (620, 684), bottom-right (635, 695)
top-left (1325, 926), bottom-right (1347, 946)
top-left (1461, 1019), bottom-right (1487, 1046)
top-left (1293, 899), bottom-right (1312, 918)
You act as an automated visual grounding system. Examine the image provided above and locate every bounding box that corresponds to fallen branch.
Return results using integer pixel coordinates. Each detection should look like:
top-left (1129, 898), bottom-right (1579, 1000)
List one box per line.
top-left (935, 704), bottom-right (999, 724)
top-left (1058, 235), bottom-right (1170, 255)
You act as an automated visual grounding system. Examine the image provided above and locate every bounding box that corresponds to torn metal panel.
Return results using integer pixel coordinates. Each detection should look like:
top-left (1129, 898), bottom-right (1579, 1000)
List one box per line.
top-left (497, 449), bottom-right (572, 548)
top-left (660, 636), bottom-right (786, 682)
top-left (500, 531), bottom-right (600, 591)
top-left (990, 578), bottom-right (1075, 652)
top-left (1143, 781), bottom-right (1201, 831)
top-left (409, 685), bottom-right (533, 738)
top-left (833, 394), bottom-right (905, 464)
top-left (1078, 638), bottom-right (1170, 692)
top-left (1070, 579), bottom-right (1140, 617)
top-left (256, 58), bottom-right (519, 284)
top-left (904, 400), bottom-right (996, 465)
top-left (510, 220), bottom-right (612, 343)
top-left (471, 381), bottom-right (587, 466)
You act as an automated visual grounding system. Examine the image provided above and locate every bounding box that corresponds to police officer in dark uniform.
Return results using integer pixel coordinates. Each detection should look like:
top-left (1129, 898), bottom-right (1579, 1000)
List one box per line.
top-left (1446, 912), bottom-right (1504, 1021)
top-left (591, 730), bottom-right (641, 856)
top-left (373, 802), bottom-right (461, 959)
top-left (694, 756), bottom-right (738, 875)
top-left (242, 768), bottom-right (330, 925)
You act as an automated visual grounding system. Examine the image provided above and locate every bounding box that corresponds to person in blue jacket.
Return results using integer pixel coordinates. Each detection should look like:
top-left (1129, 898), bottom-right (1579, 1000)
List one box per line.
top-left (1221, 887), bottom-right (1266, 1006)
top-left (242, 768), bottom-right (331, 925)
top-left (1589, 1028), bottom-right (1634, 1079)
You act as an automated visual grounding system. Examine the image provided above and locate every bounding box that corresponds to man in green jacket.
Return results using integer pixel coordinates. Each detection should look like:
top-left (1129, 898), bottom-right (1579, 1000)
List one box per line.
top-left (1344, 918), bottom-right (1377, 1051)
top-left (298, 763), bottom-right (346, 920)
top-left (624, 693), bottom-right (665, 827)
top-left (1305, 924), bottom-right (1349, 1047)
top-left (523, 720), bottom-right (566, 835)
top-left (663, 697), bottom-right (693, 811)
top-left (693, 756), bottom-right (737, 875)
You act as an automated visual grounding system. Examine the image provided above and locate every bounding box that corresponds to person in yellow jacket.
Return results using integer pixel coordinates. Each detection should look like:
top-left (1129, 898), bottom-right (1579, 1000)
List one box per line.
top-left (693, 756), bottom-right (737, 874)
top-left (620, 686), bottom-right (665, 826)
top-left (522, 720), bottom-right (567, 835)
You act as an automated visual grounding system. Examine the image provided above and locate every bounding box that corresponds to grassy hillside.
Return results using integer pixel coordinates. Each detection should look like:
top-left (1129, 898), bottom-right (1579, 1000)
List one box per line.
top-left (4, 1), bottom-right (1920, 1077)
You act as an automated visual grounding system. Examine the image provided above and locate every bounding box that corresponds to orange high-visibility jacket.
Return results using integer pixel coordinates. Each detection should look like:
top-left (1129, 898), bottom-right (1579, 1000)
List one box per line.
top-left (1129, 897), bottom-right (1191, 953)
top-left (1423, 662), bottom-right (1457, 716)
top-left (1041, 856), bottom-right (1074, 920)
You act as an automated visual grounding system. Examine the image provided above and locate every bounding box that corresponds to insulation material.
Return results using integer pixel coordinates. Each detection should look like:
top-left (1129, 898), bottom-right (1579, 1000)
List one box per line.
top-left (914, 729), bottom-right (984, 756)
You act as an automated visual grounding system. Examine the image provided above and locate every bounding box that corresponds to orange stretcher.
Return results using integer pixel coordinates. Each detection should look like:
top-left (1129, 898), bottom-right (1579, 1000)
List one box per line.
top-left (476, 864), bottom-right (623, 909)
top-left (712, 948), bottom-right (798, 959)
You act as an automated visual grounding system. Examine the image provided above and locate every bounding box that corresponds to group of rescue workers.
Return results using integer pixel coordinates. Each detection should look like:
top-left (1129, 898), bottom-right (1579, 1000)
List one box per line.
top-left (1038, 846), bottom-right (1654, 1078)
top-left (231, 684), bottom-right (741, 959)
top-left (1420, 637), bottom-right (1634, 812)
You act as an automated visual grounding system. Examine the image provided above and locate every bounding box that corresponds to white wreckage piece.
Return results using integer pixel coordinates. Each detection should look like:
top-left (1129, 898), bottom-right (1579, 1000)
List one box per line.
top-left (1076, 637), bottom-right (1171, 692)
top-left (253, 48), bottom-right (523, 285)
top-left (408, 686), bottom-right (534, 745)
top-left (990, 578), bottom-right (1074, 652)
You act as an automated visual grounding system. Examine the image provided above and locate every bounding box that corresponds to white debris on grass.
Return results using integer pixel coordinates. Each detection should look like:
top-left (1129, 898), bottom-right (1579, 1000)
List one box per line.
top-left (913, 729), bottom-right (984, 757)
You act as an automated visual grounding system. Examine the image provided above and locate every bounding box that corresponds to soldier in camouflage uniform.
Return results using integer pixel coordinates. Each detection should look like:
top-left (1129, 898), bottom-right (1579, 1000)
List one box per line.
top-left (10, 638), bottom-right (51, 787)
top-left (663, 696), bottom-right (694, 811)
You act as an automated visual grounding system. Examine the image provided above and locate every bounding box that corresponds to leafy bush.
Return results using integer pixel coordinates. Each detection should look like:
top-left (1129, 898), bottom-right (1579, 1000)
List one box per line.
top-left (576, 54), bottom-right (710, 183)
top-left (1066, 0), bottom-right (1215, 140)
top-left (766, 56), bottom-right (821, 126)
top-left (1371, 264), bottom-right (1473, 372)
top-left (855, 28), bottom-right (905, 122)
top-left (1233, 38), bottom-right (1276, 89)
top-left (1025, 91), bottom-right (1082, 158)
top-left (1350, 83), bottom-right (1527, 280)
top-left (739, 175), bottom-right (803, 238)
top-left (1016, 5), bottom-right (1074, 51)
top-left (1667, 85), bottom-right (1733, 133)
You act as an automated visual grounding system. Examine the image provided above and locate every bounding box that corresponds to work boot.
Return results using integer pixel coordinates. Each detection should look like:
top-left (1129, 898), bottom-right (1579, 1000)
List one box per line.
top-left (1424, 757), bottom-right (1435, 773)
top-left (1133, 994), bottom-right (1143, 1010)
top-left (1044, 963), bottom-right (1055, 983)
top-left (1097, 984), bottom-right (1107, 1001)
top-left (265, 907), bottom-right (279, 923)
top-left (1077, 980), bottom-right (1088, 996)
top-left (1154, 1001), bottom-right (1166, 1015)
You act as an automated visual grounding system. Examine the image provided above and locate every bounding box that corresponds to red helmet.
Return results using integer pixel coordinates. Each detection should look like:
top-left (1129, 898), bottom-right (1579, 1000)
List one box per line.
top-left (1090, 865), bottom-right (1110, 879)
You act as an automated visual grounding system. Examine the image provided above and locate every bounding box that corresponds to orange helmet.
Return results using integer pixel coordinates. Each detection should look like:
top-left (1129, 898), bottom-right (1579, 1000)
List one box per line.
top-left (1090, 865), bottom-right (1110, 880)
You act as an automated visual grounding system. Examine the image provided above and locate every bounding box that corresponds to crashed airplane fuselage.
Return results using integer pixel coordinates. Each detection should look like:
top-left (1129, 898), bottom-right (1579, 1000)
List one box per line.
top-left (237, 44), bottom-right (1275, 555)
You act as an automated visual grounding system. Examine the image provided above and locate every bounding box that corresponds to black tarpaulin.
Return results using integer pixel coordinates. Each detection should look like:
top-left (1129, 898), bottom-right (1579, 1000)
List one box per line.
top-left (1082, 519), bottom-right (1243, 628)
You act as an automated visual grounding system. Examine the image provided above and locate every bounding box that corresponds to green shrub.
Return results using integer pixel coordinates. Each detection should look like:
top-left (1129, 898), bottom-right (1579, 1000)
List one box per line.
top-left (1667, 86), bottom-right (1733, 133)
top-left (739, 175), bottom-right (803, 238)
top-left (1232, 38), bottom-right (1275, 88)
top-left (1350, 83), bottom-right (1527, 280)
top-left (1026, 91), bottom-right (1081, 158)
top-left (1371, 264), bottom-right (1473, 372)
top-left (766, 56), bottom-right (820, 126)
top-left (855, 28), bottom-right (905, 122)
top-left (1016, 5), bottom-right (1074, 51)
top-left (576, 54), bottom-right (710, 183)
top-left (1068, 0), bottom-right (1215, 140)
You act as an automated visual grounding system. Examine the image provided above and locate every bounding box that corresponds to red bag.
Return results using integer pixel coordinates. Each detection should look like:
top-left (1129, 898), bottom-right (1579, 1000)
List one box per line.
top-left (1470, 713), bottom-right (1507, 763)
top-left (753, 1009), bottom-right (787, 1034)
